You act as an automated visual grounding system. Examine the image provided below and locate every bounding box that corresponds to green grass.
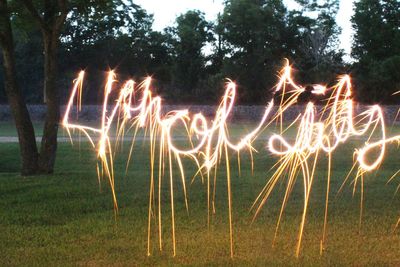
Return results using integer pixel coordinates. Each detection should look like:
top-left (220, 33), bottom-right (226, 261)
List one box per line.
top-left (0, 122), bottom-right (42, 137)
top-left (0, 121), bottom-right (274, 138)
top-left (0, 129), bottom-right (400, 266)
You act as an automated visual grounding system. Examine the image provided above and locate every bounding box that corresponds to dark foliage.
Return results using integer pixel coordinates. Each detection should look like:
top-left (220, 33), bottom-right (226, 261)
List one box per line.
top-left (0, 0), bottom-right (399, 104)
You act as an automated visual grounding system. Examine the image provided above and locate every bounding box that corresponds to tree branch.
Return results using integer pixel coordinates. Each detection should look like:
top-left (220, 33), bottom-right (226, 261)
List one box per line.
top-left (20, 0), bottom-right (49, 32)
top-left (0, 0), bottom-right (9, 47)
top-left (0, 32), bottom-right (5, 45)
top-left (54, 0), bottom-right (68, 33)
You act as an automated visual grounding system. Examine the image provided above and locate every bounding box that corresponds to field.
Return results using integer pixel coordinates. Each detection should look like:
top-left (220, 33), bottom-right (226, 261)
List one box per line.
top-left (0, 123), bottom-right (399, 266)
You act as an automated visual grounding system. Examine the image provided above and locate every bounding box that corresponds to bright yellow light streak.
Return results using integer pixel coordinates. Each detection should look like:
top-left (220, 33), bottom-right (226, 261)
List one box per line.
top-left (63, 60), bottom-right (400, 258)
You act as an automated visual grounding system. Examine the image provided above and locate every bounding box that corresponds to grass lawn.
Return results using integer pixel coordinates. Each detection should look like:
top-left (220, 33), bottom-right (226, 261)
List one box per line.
top-left (0, 122), bottom-right (43, 137)
top-left (0, 126), bottom-right (399, 266)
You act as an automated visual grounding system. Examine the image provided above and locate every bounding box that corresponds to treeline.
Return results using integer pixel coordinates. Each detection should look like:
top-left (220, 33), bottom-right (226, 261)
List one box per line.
top-left (1, 0), bottom-right (399, 105)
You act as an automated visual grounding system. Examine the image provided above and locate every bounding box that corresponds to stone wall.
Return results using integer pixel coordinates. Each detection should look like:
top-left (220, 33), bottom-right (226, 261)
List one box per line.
top-left (0, 104), bottom-right (399, 123)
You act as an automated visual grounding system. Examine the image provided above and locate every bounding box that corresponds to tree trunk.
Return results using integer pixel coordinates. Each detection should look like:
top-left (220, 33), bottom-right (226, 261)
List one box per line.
top-left (18, 0), bottom-right (67, 174)
top-left (38, 33), bottom-right (59, 173)
top-left (0, 0), bottom-right (39, 175)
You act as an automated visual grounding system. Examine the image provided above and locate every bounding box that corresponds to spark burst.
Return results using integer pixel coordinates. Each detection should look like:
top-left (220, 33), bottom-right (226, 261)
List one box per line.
top-left (62, 60), bottom-right (400, 258)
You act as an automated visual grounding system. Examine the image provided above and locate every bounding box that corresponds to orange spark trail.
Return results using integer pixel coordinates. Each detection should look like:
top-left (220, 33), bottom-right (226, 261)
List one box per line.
top-left (62, 60), bottom-right (400, 257)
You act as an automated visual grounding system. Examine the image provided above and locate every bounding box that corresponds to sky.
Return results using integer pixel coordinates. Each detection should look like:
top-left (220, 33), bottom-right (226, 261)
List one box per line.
top-left (135, 0), bottom-right (355, 58)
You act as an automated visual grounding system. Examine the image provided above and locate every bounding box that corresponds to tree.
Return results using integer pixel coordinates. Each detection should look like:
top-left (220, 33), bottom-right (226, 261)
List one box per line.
top-left (293, 0), bottom-right (344, 84)
top-left (60, 1), bottom-right (172, 102)
top-left (14, 30), bottom-right (44, 103)
top-left (0, 0), bottom-right (38, 175)
top-left (351, 0), bottom-right (400, 103)
top-left (167, 10), bottom-right (212, 99)
top-left (218, 0), bottom-right (290, 103)
top-left (18, 0), bottom-right (68, 173)
top-left (0, 0), bottom-right (154, 174)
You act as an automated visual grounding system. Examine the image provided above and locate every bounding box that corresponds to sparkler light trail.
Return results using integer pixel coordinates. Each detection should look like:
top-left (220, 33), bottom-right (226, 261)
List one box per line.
top-left (62, 60), bottom-right (400, 258)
